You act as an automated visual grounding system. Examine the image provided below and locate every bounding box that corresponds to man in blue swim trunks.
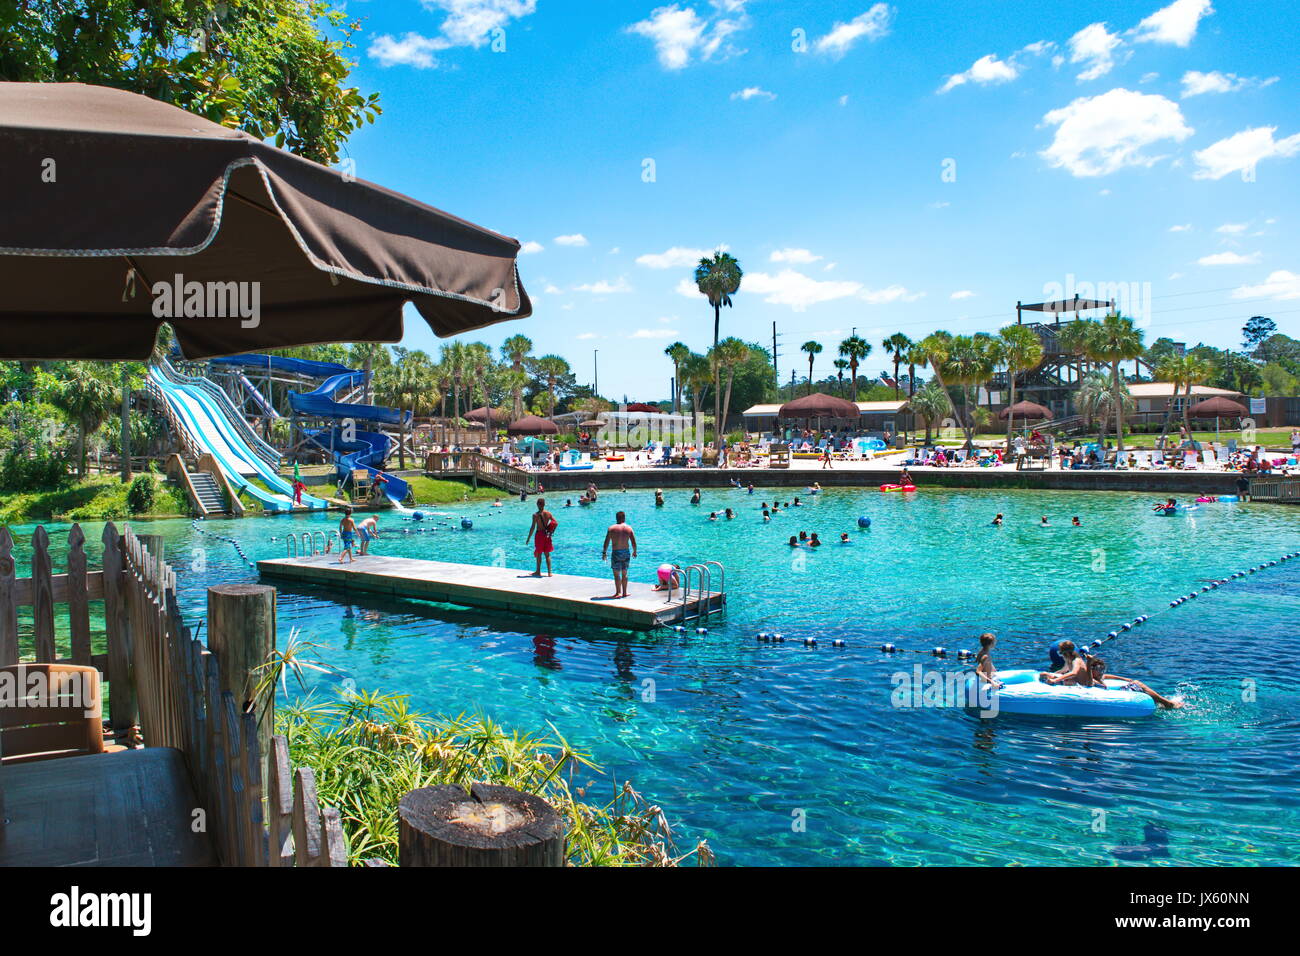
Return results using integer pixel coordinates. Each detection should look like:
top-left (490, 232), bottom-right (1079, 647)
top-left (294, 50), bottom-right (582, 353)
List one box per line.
top-left (601, 510), bottom-right (637, 599)
top-left (338, 507), bottom-right (357, 564)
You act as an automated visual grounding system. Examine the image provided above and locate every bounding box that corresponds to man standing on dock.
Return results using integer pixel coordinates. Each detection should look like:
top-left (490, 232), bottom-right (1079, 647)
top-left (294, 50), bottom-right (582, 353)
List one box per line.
top-left (526, 497), bottom-right (557, 577)
top-left (601, 511), bottom-right (637, 599)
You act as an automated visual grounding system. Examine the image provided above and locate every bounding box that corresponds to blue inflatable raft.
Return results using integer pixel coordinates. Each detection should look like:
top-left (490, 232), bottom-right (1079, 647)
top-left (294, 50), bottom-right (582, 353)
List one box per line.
top-left (966, 669), bottom-right (1156, 718)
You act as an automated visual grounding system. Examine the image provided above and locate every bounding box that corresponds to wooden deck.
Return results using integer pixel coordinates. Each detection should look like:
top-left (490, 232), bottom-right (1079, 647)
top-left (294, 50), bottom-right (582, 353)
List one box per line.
top-left (0, 748), bottom-right (216, 867)
top-left (257, 554), bottom-right (723, 630)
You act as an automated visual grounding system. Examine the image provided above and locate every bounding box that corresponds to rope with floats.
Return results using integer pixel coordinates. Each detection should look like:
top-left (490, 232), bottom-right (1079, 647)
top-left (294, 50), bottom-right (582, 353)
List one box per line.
top-left (191, 517), bottom-right (256, 569)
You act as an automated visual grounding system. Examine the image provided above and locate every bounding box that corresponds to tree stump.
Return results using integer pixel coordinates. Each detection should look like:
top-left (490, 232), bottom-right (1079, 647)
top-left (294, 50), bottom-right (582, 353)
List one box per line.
top-left (399, 784), bottom-right (564, 867)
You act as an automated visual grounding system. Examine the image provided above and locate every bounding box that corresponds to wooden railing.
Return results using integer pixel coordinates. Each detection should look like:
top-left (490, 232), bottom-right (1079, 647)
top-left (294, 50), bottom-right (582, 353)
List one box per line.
top-left (424, 451), bottom-right (540, 495)
top-left (0, 522), bottom-right (345, 866)
top-left (1249, 477), bottom-right (1300, 502)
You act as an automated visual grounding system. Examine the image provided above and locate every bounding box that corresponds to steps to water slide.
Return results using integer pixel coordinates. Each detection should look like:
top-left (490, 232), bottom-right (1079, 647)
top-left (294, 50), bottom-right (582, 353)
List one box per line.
top-left (187, 471), bottom-right (227, 515)
top-left (149, 363), bottom-right (329, 513)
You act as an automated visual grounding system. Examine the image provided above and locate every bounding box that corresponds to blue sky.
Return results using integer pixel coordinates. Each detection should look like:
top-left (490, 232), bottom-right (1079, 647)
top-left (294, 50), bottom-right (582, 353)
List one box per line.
top-left (338, 0), bottom-right (1299, 400)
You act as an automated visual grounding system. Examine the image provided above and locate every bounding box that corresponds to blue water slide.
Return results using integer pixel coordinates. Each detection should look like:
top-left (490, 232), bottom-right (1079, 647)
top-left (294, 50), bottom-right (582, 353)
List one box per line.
top-left (149, 366), bottom-right (330, 513)
top-left (208, 354), bottom-right (354, 379)
top-left (307, 428), bottom-right (410, 504)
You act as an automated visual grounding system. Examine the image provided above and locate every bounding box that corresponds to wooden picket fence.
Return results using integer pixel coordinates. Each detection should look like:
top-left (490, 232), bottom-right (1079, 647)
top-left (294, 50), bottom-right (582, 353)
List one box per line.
top-left (0, 522), bottom-right (346, 866)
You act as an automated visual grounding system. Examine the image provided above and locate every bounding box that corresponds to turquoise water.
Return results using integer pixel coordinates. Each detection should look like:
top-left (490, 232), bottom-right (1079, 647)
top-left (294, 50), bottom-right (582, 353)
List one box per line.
top-left (11, 486), bottom-right (1300, 865)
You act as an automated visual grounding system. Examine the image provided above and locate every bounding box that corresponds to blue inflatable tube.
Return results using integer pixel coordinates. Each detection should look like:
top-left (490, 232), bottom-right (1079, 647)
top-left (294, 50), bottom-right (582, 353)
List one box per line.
top-left (966, 669), bottom-right (1156, 718)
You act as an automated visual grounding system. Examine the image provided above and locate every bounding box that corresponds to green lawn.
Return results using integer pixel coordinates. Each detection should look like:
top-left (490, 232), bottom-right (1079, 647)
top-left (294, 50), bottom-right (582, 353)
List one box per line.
top-left (404, 476), bottom-right (502, 505)
top-left (0, 474), bottom-right (189, 525)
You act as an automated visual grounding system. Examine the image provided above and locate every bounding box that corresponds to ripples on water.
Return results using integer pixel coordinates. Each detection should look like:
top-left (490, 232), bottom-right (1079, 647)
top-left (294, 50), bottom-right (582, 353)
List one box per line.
top-left (13, 486), bottom-right (1300, 865)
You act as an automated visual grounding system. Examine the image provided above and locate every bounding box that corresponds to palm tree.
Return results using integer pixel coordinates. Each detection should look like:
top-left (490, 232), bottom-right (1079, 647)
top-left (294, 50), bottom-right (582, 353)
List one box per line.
top-left (918, 331), bottom-right (959, 437)
top-left (800, 341), bottom-right (823, 396)
top-left (904, 343), bottom-right (928, 398)
top-left (534, 355), bottom-right (570, 420)
top-left (910, 380), bottom-right (949, 445)
top-left (882, 333), bottom-right (912, 399)
top-left (1057, 318), bottom-right (1100, 387)
top-left (838, 335), bottom-right (872, 402)
top-left (500, 334), bottom-right (533, 420)
top-left (49, 362), bottom-right (119, 476)
top-left (439, 342), bottom-right (470, 448)
top-left (1075, 370), bottom-right (1112, 441)
top-left (1093, 313), bottom-right (1145, 452)
top-left (465, 342), bottom-right (495, 415)
top-left (711, 338), bottom-right (751, 438)
top-left (347, 343), bottom-right (390, 405)
top-left (664, 341), bottom-right (691, 413)
top-left (941, 334), bottom-right (995, 451)
top-left (997, 324), bottom-right (1045, 453)
top-left (832, 359), bottom-right (849, 397)
top-left (1154, 354), bottom-right (1188, 447)
top-left (681, 351), bottom-right (713, 438)
top-left (1179, 356), bottom-right (1213, 440)
top-left (693, 251), bottom-right (743, 445)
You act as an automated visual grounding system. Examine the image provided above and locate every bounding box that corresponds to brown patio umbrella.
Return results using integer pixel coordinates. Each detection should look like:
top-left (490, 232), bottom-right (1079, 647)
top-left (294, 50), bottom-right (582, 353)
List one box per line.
top-left (1187, 397), bottom-right (1248, 418)
top-left (998, 401), bottom-right (1053, 422)
top-left (465, 406), bottom-right (510, 425)
top-left (0, 82), bottom-right (531, 360)
top-left (506, 415), bottom-right (560, 435)
top-left (778, 392), bottom-right (860, 419)
top-left (579, 420), bottom-right (606, 428)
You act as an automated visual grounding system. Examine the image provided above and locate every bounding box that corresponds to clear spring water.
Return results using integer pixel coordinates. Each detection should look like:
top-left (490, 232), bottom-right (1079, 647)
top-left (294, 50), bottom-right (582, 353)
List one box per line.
top-left (12, 486), bottom-right (1300, 865)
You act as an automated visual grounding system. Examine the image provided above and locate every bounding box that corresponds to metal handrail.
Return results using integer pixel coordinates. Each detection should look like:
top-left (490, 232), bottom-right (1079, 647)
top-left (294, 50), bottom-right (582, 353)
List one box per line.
top-left (155, 356), bottom-right (282, 469)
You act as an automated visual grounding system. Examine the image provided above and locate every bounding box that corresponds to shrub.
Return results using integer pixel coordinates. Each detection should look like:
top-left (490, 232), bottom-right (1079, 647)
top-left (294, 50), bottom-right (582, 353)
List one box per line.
top-left (126, 474), bottom-right (156, 514)
top-left (0, 448), bottom-right (68, 493)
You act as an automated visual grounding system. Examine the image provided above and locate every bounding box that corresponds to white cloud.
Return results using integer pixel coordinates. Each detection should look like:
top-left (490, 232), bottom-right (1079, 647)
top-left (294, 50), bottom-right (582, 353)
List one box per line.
top-left (939, 53), bottom-right (1019, 93)
top-left (1169, 272), bottom-right (1184, 280)
top-left (1233, 270), bottom-right (1300, 301)
top-left (1133, 0), bottom-right (1214, 47)
top-left (628, 1), bottom-right (750, 71)
top-left (1193, 126), bottom-right (1300, 180)
top-left (554, 234), bottom-right (589, 247)
top-left (861, 285), bottom-right (923, 305)
top-left (744, 269), bottom-right (863, 311)
top-left (369, 33), bottom-right (445, 69)
top-left (574, 277), bottom-right (633, 294)
top-left (1169, 223), bottom-right (1192, 232)
top-left (370, 1), bottom-right (539, 67)
top-left (814, 4), bottom-right (894, 57)
top-left (1198, 251), bottom-right (1261, 266)
top-left (950, 290), bottom-right (976, 300)
top-left (636, 245), bottom-right (727, 269)
top-left (731, 86), bottom-right (775, 101)
top-left (1068, 23), bottom-right (1123, 82)
top-left (520, 240), bottom-right (544, 254)
top-left (675, 278), bottom-right (699, 298)
top-left (1141, 72), bottom-right (1160, 83)
top-left (1181, 70), bottom-right (1277, 98)
top-left (1216, 222), bottom-right (1248, 234)
top-left (838, 94), bottom-right (850, 106)
top-left (630, 328), bottom-right (680, 339)
top-left (543, 284), bottom-right (563, 295)
top-left (576, 332), bottom-right (598, 340)
top-left (1040, 88), bottom-right (1193, 177)
top-left (770, 248), bottom-right (822, 264)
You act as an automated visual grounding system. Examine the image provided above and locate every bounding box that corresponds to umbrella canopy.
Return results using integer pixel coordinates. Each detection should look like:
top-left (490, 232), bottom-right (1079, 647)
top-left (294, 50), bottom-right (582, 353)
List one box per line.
top-left (778, 392), bottom-right (860, 419)
top-left (507, 415), bottom-right (559, 435)
top-left (1188, 397), bottom-right (1248, 418)
top-left (465, 406), bottom-right (510, 425)
top-left (0, 82), bottom-right (531, 360)
top-left (998, 401), bottom-right (1053, 422)
top-left (513, 436), bottom-right (550, 452)
top-left (579, 419), bottom-right (605, 428)
top-left (624, 402), bottom-right (661, 413)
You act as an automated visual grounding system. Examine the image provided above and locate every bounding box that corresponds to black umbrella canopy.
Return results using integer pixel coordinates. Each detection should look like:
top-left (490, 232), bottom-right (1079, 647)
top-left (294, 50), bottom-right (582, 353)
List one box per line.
top-left (1188, 397), bottom-right (1248, 417)
top-left (778, 392), bottom-right (860, 419)
top-left (507, 415), bottom-right (559, 435)
top-left (0, 82), bottom-right (532, 360)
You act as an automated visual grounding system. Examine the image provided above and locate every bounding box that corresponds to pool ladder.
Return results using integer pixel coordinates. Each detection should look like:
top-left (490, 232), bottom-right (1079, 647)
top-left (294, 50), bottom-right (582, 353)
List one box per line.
top-left (675, 561), bottom-right (725, 625)
top-left (286, 531), bottom-right (336, 557)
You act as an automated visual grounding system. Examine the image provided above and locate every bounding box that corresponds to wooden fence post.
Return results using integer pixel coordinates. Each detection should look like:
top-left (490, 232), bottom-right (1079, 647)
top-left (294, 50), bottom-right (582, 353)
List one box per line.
top-left (398, 783), bottom-right (565, 867)
top-left (207, 584), bottom-right (276, 760)
top-left (101, 524), bottom-right (136, 734)
top-left (30, 526), bottom-right (55, 663)
top-left (0, 528), bottom-right (16, 667)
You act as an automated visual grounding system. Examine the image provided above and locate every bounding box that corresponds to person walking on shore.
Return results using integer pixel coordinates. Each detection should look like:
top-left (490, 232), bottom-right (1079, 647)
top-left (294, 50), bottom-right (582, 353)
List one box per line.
top-left (601, 510), bottom-right (637, 599)
top-left (526, 498), bottom-right (557, 577)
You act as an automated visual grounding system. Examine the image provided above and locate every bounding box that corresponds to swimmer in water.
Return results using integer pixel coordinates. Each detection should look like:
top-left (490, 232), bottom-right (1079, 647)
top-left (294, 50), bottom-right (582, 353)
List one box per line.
top-left (654, 489), bottom-right (665, 507)
top-left (798, 531), bottom-right (809, 542)
top-left (992, 513), bottom-right (1004, 526)
top-left (1040, 515), bottom-right (1049, 526)
top-left (492, 500), bottom-right (503, 508)
top-left (691, 488), bottom-right (701, 505)
top-left (809, 533), bottom-right (822, 547)
top-left (899, 469), bottom-right (914, 486)
top-left (1153, 497), bottom-right (1177, 513)
top-left (747, 483), bottom-right (755, 495)
top-left (565, 499), bottom-right (573, 508)
top-left (708, 511), bottom-right (718, 521)
top-left (793, 497), bottom-right (802, 506)
top-left (724, 508), bottom-right (734, 520)
top-left (1072, 516), bottom-right (1081, 526)
top-left (788, 535), bottom-right (800, 547)
top-left (840, 532), bottom-right (850, 543)
top-left (762, 509), bottom-right (771, 522)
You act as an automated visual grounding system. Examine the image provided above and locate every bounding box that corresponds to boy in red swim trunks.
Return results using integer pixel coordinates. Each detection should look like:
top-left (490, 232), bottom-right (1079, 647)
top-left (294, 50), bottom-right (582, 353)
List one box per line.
top-left (526, 497), bottom-right (557, 577)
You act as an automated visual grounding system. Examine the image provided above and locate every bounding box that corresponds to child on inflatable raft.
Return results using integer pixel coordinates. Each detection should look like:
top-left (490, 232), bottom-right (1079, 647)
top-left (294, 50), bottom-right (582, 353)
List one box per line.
top-left (976, 636), bottom-right (1182, 709)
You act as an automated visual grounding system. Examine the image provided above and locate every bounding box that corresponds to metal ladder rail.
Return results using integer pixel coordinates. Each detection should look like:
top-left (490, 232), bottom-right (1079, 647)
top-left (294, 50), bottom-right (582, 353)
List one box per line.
top-left (701, 560), bottom-right (726, 622)
top-left (677, 563), bottom-right (712, 624)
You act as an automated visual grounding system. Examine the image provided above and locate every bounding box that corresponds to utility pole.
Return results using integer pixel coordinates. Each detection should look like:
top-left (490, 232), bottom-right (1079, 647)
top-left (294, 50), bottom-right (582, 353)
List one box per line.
top-left (593, 349), bottom-right (599, 398)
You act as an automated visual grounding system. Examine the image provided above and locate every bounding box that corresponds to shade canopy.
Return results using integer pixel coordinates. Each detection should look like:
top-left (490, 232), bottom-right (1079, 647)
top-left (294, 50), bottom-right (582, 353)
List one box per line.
top-left (1188, 397), bottom-right (1248, 417)
top-left (507, 415), bottom-right (559, 435)
top-left (0, 82), bottom-right (531, 360)
top-left (579, 419), bottom-right (606, 428)
top-left (465, 406), bottom-right (510, 425)
top-left (512, 436), bottom-right (550, 452)
top-left (778, 392), bottom-right (860, 419)
top-left (999, 401), bottom-right (1053, 422)
top-left (623, 402), bottom-right (661, 413)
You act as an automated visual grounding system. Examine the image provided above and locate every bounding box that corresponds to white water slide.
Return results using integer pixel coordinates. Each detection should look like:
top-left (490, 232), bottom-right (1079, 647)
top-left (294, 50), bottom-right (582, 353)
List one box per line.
top-left (149, 362), bottom-right (329, 513)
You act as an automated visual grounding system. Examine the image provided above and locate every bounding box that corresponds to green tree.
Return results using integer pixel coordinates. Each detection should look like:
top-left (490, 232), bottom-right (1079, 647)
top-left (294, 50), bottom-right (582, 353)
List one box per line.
top-left (501, 335), bottom-right (534, 419)
top-left (347, 343), bottom-right (391, 406)
top-left (664, 341), bottom-right (691, 414)
top-left (940, 334), bottom-right (995, 451)
top-left (1243, 316), bottom-right (1278, 355)
top-left (918, 332), bottom-right (958, 437)
top-left (0, 0), bottom-right (382, 166)
top-left (904, 342), bottom-right (928, 398)
top-left (534, 355), bottom-right (570, 420)
top-left (47, 362), bottom-right (119, 476)
top-left (909, 380), bottom-right (949, 444)
top-left (710, 338), bottom-right (751, 436)
top-left (996, 324), bottom-right (1045, 453)
top-left (800, 341), bottom-right (823, 396)
top-left (882, 333), bottom-right (912, 400)
top-left (832, 359), bottom-right (849, 397)
top-left (1093, 313), bottom-right (1145, 452)
top-left (837, 335), bottom-right (872, 402)
top-left (693, 251), bottom-right (743, 445)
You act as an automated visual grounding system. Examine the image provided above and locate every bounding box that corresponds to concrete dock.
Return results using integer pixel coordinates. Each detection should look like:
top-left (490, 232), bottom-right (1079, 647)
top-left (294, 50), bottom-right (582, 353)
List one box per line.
top-left (256, 554), bottom-right (724, 630)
